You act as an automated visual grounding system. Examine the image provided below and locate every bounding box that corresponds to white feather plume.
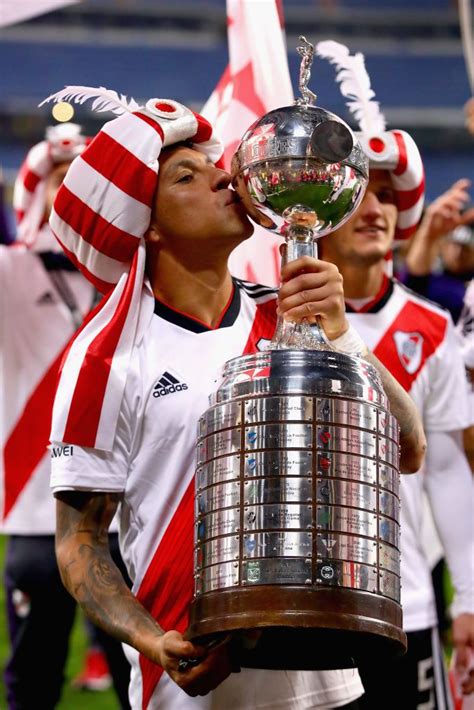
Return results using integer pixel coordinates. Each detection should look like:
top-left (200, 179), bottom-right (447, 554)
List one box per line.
top-left (316, 40), bottom-right (386, 135)
top-left (39, 85), bottom-right (142, 116)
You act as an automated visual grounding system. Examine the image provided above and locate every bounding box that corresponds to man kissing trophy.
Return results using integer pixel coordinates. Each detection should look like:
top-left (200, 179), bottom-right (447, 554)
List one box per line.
top-left (188, 38), bottom-right (407, 671)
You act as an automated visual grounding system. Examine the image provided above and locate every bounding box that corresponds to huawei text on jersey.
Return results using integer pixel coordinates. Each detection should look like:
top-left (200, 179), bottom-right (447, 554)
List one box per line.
top-left (51, 445), bottom-right (74, 458)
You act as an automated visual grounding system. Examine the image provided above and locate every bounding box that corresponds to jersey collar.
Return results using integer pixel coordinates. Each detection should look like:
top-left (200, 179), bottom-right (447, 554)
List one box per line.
top-left (38, 251), bottom-right (79, 272)
top-left (345, 275), bottom-right (394, 314)
top-left (153, 278), bottom-right (241, 333)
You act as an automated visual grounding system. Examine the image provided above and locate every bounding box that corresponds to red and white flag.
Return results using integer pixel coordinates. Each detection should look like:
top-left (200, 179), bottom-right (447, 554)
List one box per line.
top-left (202, 0), bottom-right (293, 287)
top-left (0, 0), bottom-right (80, 28)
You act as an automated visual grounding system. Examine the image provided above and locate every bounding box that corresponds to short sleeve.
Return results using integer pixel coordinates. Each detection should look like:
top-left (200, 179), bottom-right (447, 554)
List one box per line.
top-left (50, 392), bottom-right (133, 492)
top-left (423, 316), bottom-right (471, 432)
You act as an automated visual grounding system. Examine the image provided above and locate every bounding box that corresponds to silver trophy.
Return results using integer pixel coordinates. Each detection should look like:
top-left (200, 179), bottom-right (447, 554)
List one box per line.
top-left (187, 38), bottom-right (404, 670)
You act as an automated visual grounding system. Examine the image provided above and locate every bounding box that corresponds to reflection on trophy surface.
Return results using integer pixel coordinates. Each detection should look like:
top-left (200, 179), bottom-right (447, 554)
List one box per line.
top-left (187, 37), bottom-right (405, 670)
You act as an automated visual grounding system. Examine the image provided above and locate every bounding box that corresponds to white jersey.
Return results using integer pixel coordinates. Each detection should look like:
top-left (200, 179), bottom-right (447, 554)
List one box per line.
top-left (51, 278), bottom-right (363, 709)
top-left (346, 277), bottom-right (471, 632)
top-left (457, 278), bottom-right (474, 425)
top-left (0, 245), bottom-right (94, 533)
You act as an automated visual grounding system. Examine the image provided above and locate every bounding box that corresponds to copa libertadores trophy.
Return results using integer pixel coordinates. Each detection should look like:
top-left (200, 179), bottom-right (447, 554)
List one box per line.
top-left (188, 38), bottom-right (405, 670)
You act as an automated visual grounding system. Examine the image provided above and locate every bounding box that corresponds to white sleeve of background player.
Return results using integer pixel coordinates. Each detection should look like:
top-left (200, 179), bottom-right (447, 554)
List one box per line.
top-left (50, 393), bottom-right (133, 492)
top-left (424, 429), bottom-right (474, 617)
top-left (423, 317), bottom-right (470, 432)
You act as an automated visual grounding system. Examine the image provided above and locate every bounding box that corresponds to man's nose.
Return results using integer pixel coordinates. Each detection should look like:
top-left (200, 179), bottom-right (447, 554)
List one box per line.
top-left (211, 168), bottom-right (231, 190)
top-left (362, 190), bottom-right (384, 217)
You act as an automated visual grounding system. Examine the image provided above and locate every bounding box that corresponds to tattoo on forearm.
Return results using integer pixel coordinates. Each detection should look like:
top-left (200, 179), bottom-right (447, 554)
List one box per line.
top-left (363, 351), bottom-right (426, 471)
top-left (55, 491), bottom-right (163, 650)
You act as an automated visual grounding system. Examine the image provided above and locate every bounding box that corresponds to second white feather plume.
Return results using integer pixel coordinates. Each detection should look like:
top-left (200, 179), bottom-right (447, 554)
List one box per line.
top-left (316, 40), bottom-right (386, 136)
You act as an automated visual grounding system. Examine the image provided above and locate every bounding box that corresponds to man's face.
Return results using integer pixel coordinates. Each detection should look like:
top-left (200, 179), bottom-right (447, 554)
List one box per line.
top-left (147, 145), bottom-right (254, 257)
top-left (44, 161), bottom-right (71, 219)
top-left (320, 169), bottom-right (398, 268)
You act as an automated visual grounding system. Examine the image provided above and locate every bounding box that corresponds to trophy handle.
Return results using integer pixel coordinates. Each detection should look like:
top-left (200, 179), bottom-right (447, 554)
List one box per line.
top-left (269, 227), bottom-right (335, 351)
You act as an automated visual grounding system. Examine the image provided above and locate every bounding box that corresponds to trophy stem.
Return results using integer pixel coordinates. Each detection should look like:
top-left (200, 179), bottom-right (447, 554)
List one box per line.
top-left (269, 226), bottom-right (332, 351)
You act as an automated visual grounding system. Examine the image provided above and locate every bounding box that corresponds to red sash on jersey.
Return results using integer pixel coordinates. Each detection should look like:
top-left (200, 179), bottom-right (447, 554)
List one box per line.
top-left (242, 298), bottom-right (278, 354)
top-left (135, 298), bottom-right (277, 708)
top-left (2, 295), bottom-right (103, 521)
top-left (136, 478), bottom-right (195, 709)
top-left (2, 350), bottom-right (65, 520)
top-left (372, 300), bottom-right (447, 392)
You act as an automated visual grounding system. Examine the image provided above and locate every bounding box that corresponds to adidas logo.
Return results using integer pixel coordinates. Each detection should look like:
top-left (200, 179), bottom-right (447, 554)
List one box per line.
top-left (37, 291), bottom-right (56, 306)
top-left (153, 371), bottom-right (188, 398)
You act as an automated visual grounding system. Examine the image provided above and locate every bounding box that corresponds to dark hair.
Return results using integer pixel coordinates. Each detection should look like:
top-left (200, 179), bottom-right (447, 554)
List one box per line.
top-left (159, 139), bottom-right (194, 156)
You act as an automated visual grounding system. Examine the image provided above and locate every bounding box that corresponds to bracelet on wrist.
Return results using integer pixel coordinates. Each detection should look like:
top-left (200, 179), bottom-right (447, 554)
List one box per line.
top-left (330, 324), bottom-right (368, 356)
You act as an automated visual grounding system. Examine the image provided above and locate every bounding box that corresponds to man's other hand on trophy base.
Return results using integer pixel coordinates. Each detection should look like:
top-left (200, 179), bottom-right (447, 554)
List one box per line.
top-left (156, 629), bottom-right (238, 696)
top-left (278, 255), bottom-right (348, 341)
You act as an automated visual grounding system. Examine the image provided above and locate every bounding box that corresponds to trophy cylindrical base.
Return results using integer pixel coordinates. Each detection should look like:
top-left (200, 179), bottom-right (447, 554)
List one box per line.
top-left (187, 586), bottom-right (406, 670)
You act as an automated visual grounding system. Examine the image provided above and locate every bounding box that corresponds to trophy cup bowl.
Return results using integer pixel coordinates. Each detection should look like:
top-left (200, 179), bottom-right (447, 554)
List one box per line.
top-left (231, 104), bottom-right (368, 239)
top-left (187, 38), bottom-right (406, 670)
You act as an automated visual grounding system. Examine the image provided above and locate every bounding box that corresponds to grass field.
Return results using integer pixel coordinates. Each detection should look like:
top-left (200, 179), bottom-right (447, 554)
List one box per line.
top-left (0, 536), bottom-right (120, 709)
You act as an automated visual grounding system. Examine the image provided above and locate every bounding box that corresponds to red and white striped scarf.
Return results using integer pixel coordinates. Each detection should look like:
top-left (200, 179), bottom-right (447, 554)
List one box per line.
top-left (316, 41), bottom-right (425, 242)
top-left (41, 92), bottom-right (223, 451)
top-left (357, 129), bottom-right (425, 241)
top-left (13, 122), bottom-right (88, 250)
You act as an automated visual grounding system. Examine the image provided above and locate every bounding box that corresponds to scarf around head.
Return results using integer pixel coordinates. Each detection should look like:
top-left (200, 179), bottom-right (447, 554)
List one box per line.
top-left (316, 41), bottom-right (425, 240)
top-left (41, 88), bottom-right (223, 451)
top-left (13, 123), bottom-right (88, 251)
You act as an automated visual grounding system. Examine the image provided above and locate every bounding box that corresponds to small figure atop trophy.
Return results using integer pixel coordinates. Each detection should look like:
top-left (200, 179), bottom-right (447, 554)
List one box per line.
top-left (296, 35), bottom-right (317, 107)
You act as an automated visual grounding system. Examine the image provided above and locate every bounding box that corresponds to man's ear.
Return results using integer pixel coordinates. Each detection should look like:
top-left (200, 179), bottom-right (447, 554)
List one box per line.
top-left (144, 224), bottom-right (161, 244)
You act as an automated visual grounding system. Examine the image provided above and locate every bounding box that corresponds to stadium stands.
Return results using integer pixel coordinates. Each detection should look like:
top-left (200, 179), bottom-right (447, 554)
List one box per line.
top-left (0, 0), bottom-right (471, 204)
